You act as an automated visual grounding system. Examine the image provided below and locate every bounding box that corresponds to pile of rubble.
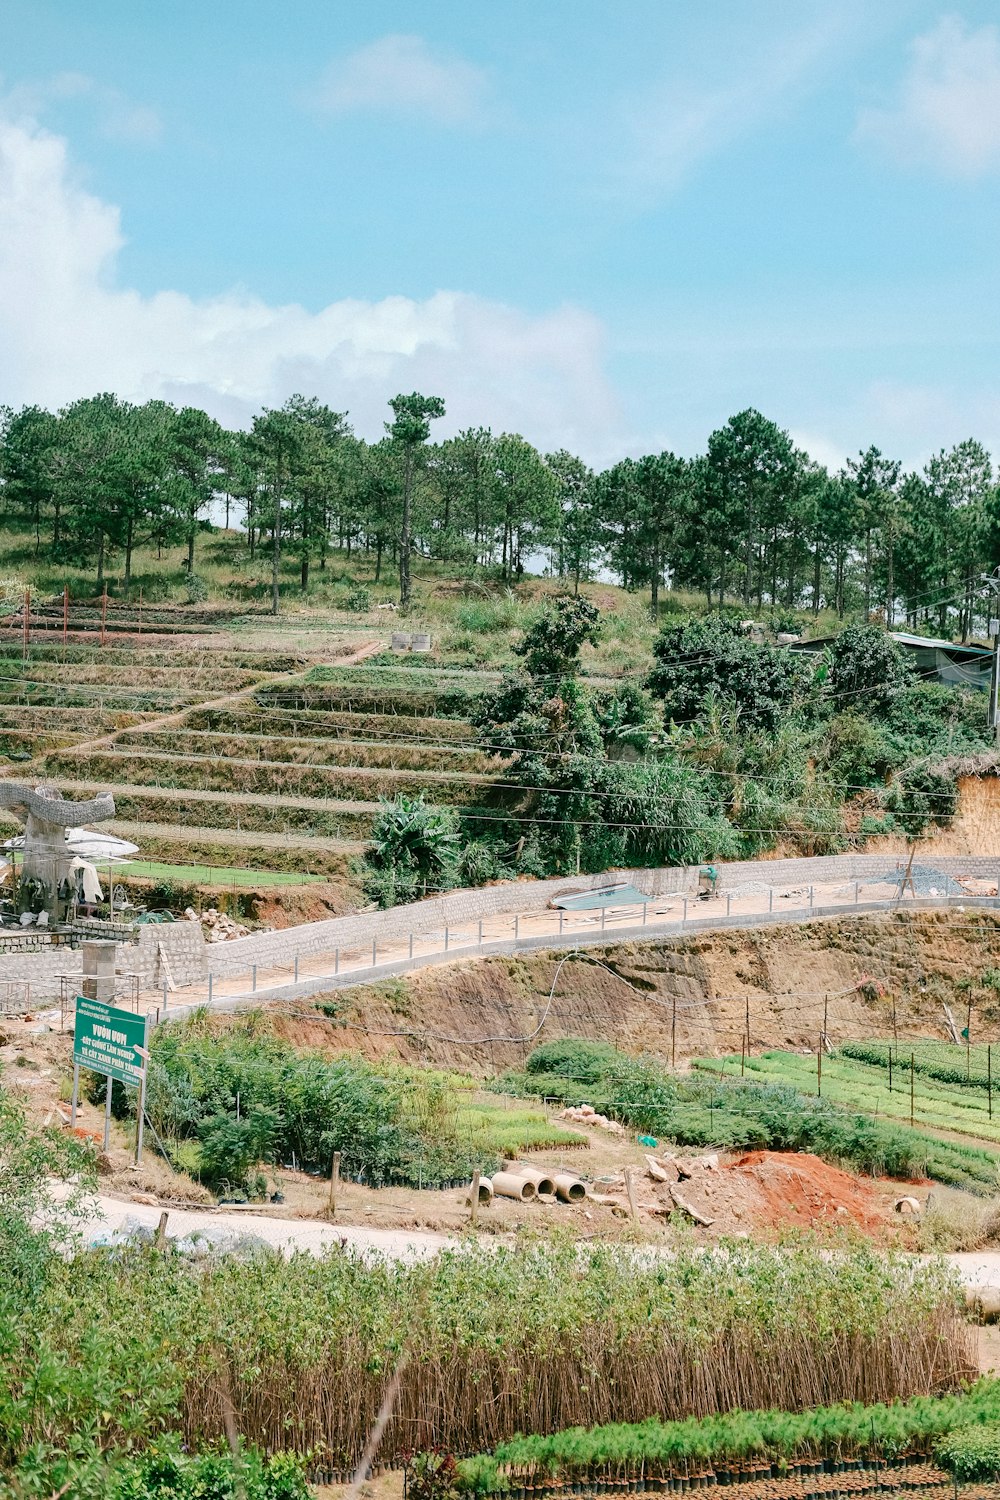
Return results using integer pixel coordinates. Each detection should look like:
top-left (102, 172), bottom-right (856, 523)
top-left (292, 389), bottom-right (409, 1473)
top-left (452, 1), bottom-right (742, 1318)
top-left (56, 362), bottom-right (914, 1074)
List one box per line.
top-left (559, 1103), bottom-right (625, 1134)
top-left (185, 907), bottom-right (250, 942)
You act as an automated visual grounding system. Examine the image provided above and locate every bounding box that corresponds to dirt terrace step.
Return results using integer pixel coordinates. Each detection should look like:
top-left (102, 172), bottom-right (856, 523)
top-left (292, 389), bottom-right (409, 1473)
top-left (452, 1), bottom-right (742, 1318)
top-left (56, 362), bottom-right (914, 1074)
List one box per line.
top-left (46, 745), bottom-right (492, 788)
top-left (107, 818), bottom-right (366, 855)
top-left (51, 777), bottom-right (383, 816)
top-left (114, 726), bottom-right (499, 773)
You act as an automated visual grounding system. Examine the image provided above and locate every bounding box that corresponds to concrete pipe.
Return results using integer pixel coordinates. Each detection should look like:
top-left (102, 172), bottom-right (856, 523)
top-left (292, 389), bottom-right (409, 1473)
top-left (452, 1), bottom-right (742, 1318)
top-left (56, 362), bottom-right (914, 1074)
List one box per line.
top-left (465, 1177), bottom-right (494, 1207)
top-left (492, 1171), bottom-right (537, 1202)
top-left (553, 1172), bottom-right (587, 1203)
top-left (509, 1165), bottom-right (556, 1197)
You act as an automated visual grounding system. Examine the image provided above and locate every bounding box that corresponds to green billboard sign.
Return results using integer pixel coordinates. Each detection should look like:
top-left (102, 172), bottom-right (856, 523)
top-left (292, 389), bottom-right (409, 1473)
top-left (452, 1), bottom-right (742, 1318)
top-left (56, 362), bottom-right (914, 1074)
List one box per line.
top-left (73, 997), bottom-right (147, 1086)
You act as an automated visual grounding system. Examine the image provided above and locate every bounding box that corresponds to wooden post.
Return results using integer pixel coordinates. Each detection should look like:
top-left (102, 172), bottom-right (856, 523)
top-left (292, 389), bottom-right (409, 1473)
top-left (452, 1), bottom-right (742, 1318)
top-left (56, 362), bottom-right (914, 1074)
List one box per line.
top-left (892, 995), bottom-right (898, 1049)
top-left (888, 1049), bottom-right (893, 1094)
top-left (137, 585), bottom-right (143, 640)
top-left (21, 586), bottom-right (29, 663)
top-left (910, 1052), bottom-right (915, 1128)
top-left (470, 1170), bottom-right (481, 1226)
top-left (989, 1043), bottom-right (993, 1121)
top-left (745, 993), bottom-right (750, 1056)
top-left (671, 992), bottom-right (677, 1069)
top-left (817, 1041), bottom-right (822, 1098)
top-left (328, 1149), bottom-right (341, 1217)
top-left (154, 1211), bottom-right (169, 1249)
top-left (62, 584), bottom-right (69, 645)
top-left (823, 992), bottom-right (829, 1051)
top-left (100, 586), bottom-right (108, 647)
top-left (740, 1034), bottom-right (745, 1077)
top-left (967, 1000), bottom-right (973, 1080)
top-left (624, 1166), bottom-right (639, 1223)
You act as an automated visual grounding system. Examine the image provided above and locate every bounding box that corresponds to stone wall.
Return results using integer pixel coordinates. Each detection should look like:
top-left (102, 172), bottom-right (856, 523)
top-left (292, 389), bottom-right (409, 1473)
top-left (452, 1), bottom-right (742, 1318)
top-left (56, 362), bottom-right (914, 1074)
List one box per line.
top-left (3, 852), bottom-right (999, 1003)
top-left (203, 852), bottom-right (1000, 979)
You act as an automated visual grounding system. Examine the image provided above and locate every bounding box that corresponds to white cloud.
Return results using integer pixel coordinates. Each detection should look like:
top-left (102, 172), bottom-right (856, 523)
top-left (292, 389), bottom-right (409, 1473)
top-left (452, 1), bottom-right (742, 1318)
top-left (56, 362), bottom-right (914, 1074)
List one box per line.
top-left (0, 112), bottom-right (619, 459)
top-left (306, 34), bottom-right (488, 126)
top-left (4, 71), bottom-right (162, 145)
top-left (619, 12), bottom-right (854, 196)
top-left (856, 15), bottom-right (1000, 177)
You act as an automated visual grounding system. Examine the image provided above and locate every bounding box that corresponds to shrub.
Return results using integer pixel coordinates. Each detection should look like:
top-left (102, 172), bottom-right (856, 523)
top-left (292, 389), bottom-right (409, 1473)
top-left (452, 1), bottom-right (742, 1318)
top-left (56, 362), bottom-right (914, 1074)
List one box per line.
top-left (827, 625), bottom-right (912, 716)
top-left (113, 1441), bottom-right (312, 1498)
top-left (886, 762), bottom-right (959, 834)
top-left (525, 1039), bottom-right (620, 1084)
top-left (936, 1421), bottom-right (1000, 1481)
top-left (648, 616), bottom-right (810, 733)
top-left (184, 573), bottom-right (209, 605)
top-left (345, 585), bottom-right (372, 612)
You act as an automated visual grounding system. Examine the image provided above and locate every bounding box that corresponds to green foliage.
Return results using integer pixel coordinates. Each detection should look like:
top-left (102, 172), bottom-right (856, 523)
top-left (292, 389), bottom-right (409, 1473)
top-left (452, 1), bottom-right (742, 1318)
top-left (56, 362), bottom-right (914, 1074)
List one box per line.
top-left (1, 1237), bottom-right (972, 1480)
top-left (112, 1441), bottom-right (312, 1499)
top-left (360, 794), bottom-right (461, 906)
top-left (648, 616), bottom-right (810, 733)
top-left (514, 594), bottom-right (600, 679)
top-left (183, 572), bottom-right (208, 604)
top-left (524, 1038), bottom-right (620, 1084)
top-left (820, 713), bottom-right (902, 788)
top-left (502, 1042), bottom-right (998, 1191)
top-left (935, 1421), bottom-right (1000, 1481)
top-left (145, 1019), bottom-right (571, 1191)
top-left (697, 1048), bottom-right (1000, 1188)
top-left (457, 1381), bottom-right (1000, 1494)
top-left (345, 584), bottom-right (372, 612)
top-left (827, 625), bottom-right (912, 716)
top-left (594, 680), bottom-right (657, 758)
top-left (886, 762), bottom-right (959, 834)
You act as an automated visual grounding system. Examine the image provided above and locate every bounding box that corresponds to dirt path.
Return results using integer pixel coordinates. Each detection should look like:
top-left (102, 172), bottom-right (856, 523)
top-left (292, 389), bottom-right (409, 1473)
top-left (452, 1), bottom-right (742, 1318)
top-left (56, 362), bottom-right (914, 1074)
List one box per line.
top-left (81, 1191), bottom-right (451, 1260)
top-left (77, 1190), bottom-right (1000, 1288)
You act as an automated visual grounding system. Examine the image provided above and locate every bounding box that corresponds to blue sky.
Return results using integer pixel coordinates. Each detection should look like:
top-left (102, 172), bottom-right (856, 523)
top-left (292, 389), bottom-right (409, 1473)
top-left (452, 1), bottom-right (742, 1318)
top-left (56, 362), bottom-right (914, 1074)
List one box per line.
top-left (2, 0), bottom-right (1000, 469)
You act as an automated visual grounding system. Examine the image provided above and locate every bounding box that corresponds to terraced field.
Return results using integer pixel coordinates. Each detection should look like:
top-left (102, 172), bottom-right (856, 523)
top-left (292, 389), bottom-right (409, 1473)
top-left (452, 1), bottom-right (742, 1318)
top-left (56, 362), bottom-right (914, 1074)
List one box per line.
top-left (0, 638), bottom-right (507, 893)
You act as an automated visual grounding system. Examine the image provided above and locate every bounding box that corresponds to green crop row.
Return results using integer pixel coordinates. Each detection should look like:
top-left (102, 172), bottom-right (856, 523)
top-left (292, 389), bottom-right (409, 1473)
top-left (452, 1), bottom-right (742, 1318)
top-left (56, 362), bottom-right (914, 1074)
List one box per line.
top-left (0, 642), bottom-right (307, 671)
top-left (260, 681), bottom-right (484, 719)
top-left (695, 1050), bottom-right (1000, 1152)
top-left (453, 1381), bottom-right (1000, 1494)
top-left (841, 1040), bottom-right (1000, 1091)
top-left (0, 661), bottom-right (263, 689)
top-left (63, 785), bottom-right (378, 840)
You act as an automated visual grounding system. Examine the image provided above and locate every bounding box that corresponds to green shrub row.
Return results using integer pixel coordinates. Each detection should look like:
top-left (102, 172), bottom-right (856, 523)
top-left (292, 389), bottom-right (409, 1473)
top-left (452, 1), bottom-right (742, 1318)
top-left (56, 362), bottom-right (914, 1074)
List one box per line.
top-left (453, 1381), bottom-right (1000, 1494)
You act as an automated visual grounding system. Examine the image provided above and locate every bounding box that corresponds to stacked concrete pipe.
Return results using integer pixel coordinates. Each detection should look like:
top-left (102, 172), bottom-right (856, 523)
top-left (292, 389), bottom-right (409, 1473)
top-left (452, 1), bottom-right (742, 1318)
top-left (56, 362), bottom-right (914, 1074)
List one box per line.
top-left (491, 1171), bottom-right (537, 1202)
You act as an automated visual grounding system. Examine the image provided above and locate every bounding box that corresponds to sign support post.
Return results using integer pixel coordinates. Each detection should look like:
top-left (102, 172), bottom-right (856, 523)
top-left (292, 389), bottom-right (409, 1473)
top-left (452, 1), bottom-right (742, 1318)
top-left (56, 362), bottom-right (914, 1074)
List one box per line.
top-left (72, 995), bottom-right (149, 1158)
top-left (135, 1013), bottom-right (151, 1166)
